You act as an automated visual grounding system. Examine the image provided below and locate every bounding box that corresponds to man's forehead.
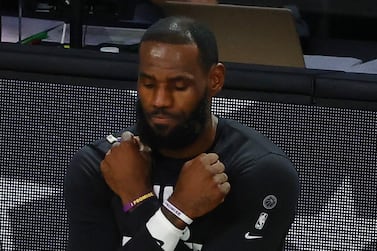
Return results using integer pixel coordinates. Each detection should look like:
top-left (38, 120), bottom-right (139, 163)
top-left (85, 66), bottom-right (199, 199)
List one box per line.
top-left (140, 41), bottom-right (197, 50)
top-left (140, 42), bottom-right (199, 59)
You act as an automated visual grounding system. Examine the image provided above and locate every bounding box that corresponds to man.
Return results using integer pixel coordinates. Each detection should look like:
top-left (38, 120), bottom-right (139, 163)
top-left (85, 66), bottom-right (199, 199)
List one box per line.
top-left (64, 16), bottom-right (300, 250)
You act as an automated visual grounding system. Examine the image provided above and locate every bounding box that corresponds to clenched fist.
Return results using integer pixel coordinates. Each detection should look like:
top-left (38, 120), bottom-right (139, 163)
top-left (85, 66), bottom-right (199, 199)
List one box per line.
top-left (100, 131), bottom-right (152, 205)
top-left (168, 153), bottom-right (231, 219)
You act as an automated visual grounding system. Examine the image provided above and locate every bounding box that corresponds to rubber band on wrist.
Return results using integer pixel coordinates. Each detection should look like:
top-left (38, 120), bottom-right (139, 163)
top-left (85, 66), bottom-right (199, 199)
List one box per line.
top-left (163, 200), bottom-right (193, 225)
top-left (123, 192), bottom-right (155, 213)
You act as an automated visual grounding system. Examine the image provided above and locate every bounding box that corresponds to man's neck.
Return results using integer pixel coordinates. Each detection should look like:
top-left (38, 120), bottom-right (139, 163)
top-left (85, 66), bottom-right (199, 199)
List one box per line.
top-left (159, 115), bottom-right (218, 159)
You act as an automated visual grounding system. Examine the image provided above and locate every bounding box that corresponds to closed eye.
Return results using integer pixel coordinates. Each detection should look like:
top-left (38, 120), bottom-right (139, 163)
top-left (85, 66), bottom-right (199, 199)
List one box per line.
top-left (169, 77), bottom-right (193, 91)
top-left (174, 83), bottom-right (188, 91)
top-left (138, 73), bottom-right (156, 89)
top-left (143, 82), bottom-right (155, 89)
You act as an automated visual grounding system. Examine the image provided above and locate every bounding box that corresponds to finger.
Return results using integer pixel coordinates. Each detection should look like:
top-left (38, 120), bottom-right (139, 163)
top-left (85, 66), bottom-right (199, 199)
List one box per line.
top-left (134, 136), bottom-right (152, 152)
top-left (121, 131), bottom-right (134, 142)
top-left (119, 131), bottom-right (140, 150)
top-left (219, 173), bottom-right (228, 183)
top-left (201, 153), bottom-right (219, 164)
top-left (218, 182), bottom-right (231, 194)
top-left (209, 161), bottom-right (225, 174)
top-left (213, 172), bottom-right (228, 184)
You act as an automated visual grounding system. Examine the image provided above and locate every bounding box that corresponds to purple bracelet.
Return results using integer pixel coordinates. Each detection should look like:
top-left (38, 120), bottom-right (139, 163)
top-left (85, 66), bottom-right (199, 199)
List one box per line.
top-left (123, 192), bottom-right (154, 213)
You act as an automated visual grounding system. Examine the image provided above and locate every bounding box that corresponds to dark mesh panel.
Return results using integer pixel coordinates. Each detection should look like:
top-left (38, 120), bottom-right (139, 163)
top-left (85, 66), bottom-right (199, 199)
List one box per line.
top-left (1, 79), bottom-right (376, 250)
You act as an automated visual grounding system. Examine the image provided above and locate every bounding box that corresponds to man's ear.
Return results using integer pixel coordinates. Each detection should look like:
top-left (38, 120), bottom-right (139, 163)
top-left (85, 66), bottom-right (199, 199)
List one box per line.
top-left (208, 63), bottom-right (225, 96)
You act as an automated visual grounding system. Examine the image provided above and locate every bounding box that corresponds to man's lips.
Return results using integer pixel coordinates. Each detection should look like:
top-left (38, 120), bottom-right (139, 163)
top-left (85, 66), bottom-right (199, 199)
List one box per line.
top-left (150, 114), bottom-right (175, 124)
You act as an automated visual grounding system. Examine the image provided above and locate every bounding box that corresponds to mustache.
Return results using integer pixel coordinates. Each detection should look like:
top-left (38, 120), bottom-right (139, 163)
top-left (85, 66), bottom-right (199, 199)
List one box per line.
top-left (148, 109), bottom-right (180, 119)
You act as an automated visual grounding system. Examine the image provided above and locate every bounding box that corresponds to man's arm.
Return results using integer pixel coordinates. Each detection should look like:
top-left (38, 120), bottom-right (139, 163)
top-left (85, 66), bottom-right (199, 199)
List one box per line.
top-left (121, 152), bottom-right (298, 251)
top-left (64, 145), bottom-right (121, 250)
top-left (101, 132), bottom-right (230, 251)
top-left (64, 144), bottom-right (164, 251)
top-left (200, 153), bottom-right (300, 250)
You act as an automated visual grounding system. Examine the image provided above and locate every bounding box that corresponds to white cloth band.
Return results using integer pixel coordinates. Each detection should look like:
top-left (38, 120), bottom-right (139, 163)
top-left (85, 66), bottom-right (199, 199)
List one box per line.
top-left (146, 208), bottom-right (187, 251)
top-left (163, 200), bottom-right (193, 225)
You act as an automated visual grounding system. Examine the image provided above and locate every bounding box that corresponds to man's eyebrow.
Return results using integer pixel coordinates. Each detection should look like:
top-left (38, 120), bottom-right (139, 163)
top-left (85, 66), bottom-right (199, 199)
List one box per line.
top-left (139, 72), bottom-right (194, 82)
top-left (168, 75), bottom-right (194, 83)
top-left (138, 72), bottom-right (155, 80)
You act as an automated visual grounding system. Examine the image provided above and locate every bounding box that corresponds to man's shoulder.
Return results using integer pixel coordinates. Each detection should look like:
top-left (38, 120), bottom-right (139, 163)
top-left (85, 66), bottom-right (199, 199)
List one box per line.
top-left (216, 118), bottom-right (288, 160)
top-left (217, 119), bottom-right (299, 198)
top-left (218, 118), bottom-right (263, 136)
top-left (218, 118), bottom-right (278, 148)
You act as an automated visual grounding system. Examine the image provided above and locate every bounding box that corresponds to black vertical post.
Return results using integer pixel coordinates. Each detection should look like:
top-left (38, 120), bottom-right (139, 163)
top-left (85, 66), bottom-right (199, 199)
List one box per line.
top-left (70, 0), bottom-right (83, 48)
top-left (18, 0), bottom-right (23, 43)
top-left (0, 0), bottom-right (2, 42)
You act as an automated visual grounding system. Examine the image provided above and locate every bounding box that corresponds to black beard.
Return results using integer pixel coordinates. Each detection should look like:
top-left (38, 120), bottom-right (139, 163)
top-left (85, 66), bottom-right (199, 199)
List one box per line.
top-left (136, 96), bottom-right (209, 151)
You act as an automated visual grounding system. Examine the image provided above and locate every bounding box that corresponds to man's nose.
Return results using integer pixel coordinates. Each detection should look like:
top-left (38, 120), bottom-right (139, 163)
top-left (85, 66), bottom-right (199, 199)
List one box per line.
top-left (152, 86), bottom-right (173, 108)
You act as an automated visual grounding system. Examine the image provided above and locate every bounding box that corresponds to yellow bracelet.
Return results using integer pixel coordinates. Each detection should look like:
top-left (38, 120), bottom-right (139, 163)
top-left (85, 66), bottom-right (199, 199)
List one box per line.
top-left (123, 192), bottom-right (155, 213)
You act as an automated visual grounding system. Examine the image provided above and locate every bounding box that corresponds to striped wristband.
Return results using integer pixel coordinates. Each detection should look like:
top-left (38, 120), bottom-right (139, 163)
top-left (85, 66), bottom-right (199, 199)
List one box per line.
top-left (163, 200), bottom-right (193, 225)
top-left (123, 192), bottom-right (155, 213)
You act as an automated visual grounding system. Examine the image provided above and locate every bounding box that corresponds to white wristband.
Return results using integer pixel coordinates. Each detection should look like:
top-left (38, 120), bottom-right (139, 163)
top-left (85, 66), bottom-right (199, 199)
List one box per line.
top-left (163, 200), bottom-right (193, 225)
top-left (146, 208), bottom-right (186, 251)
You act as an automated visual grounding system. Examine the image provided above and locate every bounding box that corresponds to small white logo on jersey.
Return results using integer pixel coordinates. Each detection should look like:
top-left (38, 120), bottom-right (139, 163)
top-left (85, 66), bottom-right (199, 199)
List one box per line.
top-left (255, 212), bottom-right (268, 230)
top-left (181, 227), bottom-right (190, 241)
top-left (244, 232), bottom-right (263, 240)
top-left (263, 195), bottom-right (277, 210)
top-left (122, 236), bottom-right (132, 246)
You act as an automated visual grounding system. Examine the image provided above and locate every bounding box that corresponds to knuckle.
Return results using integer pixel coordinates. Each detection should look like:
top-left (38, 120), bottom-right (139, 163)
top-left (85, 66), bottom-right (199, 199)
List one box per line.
top-left (199, 153), bottom-right (208, 161)
top-left (112, 142), bottom-right (120, 148)
top-left (218, 182), bottom-right (230, 193)
top-left (224, 182), bottom-right (231, 193)
top-left (121, 131), bottom-right (134, 141)
top-left (183, 159), bottom-right (192, 168)
top-left (213, 174), bottom-right (220, 183)
top-left (216, 162), bottom-right (225, 173)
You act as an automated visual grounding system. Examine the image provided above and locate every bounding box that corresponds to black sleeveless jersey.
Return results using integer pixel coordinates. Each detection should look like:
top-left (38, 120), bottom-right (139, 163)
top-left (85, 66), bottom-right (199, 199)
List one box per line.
top-left (64, 118), bottom-right (300, 251)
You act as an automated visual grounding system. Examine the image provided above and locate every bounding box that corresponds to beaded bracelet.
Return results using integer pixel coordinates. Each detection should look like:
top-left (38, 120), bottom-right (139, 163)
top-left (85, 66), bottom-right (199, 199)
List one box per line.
top-left (123, 192), bottom-right (155, 213)
top-left (163, 200), bottom-right (193, 225)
